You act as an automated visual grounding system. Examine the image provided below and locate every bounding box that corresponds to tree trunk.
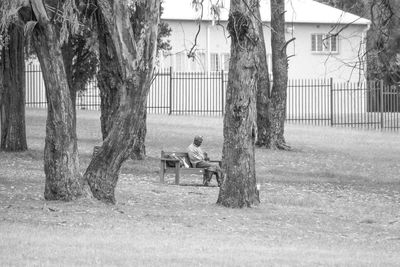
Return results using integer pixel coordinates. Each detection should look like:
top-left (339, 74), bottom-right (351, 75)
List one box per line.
top-left (255, 5), bottom-right (272, 148)
top-left (96, 3), bottom-right (147, 160)
top-left (31, 2), bottom-right (85, 201)
top-left (96, 15), bottom-right (121, 141)
top-left (217, 0), bottom-right (260, 208)
top-left (61, 40), bottom-right (77, 136)
top-left (0, 24), bottom-right (28, 151)
top-left (266, 0), bottom-right (289, 150)
top-left (0, 52), bottom-right (3, 120)
top-left (84, 0), bottom-right (160, 204)
top-left (130, 109), bottom-right (147, 160)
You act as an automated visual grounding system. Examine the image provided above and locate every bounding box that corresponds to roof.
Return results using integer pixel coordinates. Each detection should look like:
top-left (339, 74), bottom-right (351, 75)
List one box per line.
top-left (161, 0), bottom-right (371, 25)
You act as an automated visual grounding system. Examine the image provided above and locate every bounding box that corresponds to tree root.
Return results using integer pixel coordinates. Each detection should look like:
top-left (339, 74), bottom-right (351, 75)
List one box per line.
top-left (276, 142), bottom-right (292, 151)
top-left (261, 140), bottom-right (292, 151)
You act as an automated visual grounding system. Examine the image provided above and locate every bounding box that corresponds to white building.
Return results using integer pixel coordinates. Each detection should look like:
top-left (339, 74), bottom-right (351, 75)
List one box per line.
top-left (159, 0), bottom-right (371, 82)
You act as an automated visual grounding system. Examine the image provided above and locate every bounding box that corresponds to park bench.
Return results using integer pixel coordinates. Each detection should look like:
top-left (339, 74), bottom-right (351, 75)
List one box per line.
top-left (159, 151), bottom-right (221, 185)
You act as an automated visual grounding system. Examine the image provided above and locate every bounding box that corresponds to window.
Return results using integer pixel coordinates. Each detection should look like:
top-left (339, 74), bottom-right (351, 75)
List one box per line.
top-left (188, 57), bottom-right (197, 72)
top-left (172, 52), bottom-right (208, 72)
top-left (175, 53), bottom-right (186, 72)
top-left (187, 52), bottom-right (207, 72)
top-left (210, 53), bottom-right (230, 72)
top-left (210, 53), bottom-right (220, 72)
top-left (196, 52), bottom-right (207, 71)
top-left (311, 34), bottom-right (338, 53)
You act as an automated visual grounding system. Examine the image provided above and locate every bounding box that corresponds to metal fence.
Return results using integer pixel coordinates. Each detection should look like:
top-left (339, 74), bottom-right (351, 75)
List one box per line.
top-left (147, 69), bottom-right (228, 115)
top-left (285, 78), bottom-right (400, 130)
top-left (25, 65), bottom-right (400, 130)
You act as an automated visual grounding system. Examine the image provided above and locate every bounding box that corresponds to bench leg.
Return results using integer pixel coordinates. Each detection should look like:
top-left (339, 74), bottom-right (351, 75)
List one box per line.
top-left (175, 163), bottom-right (180, 185)
top-left (160, 161), bottom-right (165, 183)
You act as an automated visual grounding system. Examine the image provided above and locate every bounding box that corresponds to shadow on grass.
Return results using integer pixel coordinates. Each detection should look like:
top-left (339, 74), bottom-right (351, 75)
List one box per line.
top-left (177, 183), bottom-right (219, 188)
top-left (269, 169), bottom-right (368, 183)
top-left (0, 149), bottom-right (43, 161)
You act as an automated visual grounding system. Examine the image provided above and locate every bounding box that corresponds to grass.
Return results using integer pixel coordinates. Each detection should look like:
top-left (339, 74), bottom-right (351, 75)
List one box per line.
top-left (1, 108), bottom-right (400, 266)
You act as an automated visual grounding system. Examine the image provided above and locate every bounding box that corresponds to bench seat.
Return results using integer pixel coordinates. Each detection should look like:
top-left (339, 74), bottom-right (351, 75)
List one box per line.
top-left (160, 151), bottom-right (220, 185)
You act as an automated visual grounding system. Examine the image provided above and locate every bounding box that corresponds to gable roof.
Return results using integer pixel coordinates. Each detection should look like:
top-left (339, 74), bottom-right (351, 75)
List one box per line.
top-left (161, 0), bottom-right (370, 25)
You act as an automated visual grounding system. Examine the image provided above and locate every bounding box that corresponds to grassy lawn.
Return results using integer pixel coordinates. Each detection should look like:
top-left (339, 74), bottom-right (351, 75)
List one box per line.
top-left (1, 108), bottom-right (400, 266)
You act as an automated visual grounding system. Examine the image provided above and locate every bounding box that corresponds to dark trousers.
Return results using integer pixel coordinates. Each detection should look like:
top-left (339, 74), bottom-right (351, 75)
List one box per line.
top-left (196, 161), bottom-right (224, 186)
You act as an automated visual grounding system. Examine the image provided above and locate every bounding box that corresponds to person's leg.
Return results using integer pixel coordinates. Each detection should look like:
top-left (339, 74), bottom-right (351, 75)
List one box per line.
top-left (197, 161), bottom-right (222, 171)
top-left (197, 161), bottom-right (223, 186)
top-left (203, 169), bottom-right (213, 186)
top-left (216, 170), bottom-right (224, 187)
top-left (196, 161), bottom-right (213, 168)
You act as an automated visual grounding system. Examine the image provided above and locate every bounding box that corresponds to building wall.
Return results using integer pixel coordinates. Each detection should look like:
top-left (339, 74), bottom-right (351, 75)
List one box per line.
top-left (287, 23), bottom-right (368, 82)
top-left (160, 19), bottom-right (368, 82)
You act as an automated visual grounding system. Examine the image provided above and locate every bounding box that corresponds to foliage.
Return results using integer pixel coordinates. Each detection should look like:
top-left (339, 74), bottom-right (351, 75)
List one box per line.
top-left (157, 20), bottom-right (172, 54)
top-left (0, 0), bottom-right (20, 47)
top-left (58, 0), bottom-right (81, 44)
top-left (129, 1), bottom-right (171, 55)
top-left (67, 33), bottom-right (98, 93)
top-left (1, 0), bottom-right (97, 92)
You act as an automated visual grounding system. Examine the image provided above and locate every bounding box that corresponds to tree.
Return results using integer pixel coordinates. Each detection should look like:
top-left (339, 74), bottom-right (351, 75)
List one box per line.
top-left (0, 23), bottom-right (27, 151)
top-left (61, 32), bottom-right (98, 137)
top-left (216, 0), bottom-right (261, 208)
top-left (268, 0), bottom-right (289, 149)
top-left (32, 0), bottom-right (88, 200)
top-left (367, 0), bottom-right (400, 84)
top-left (255, 5), bottom-right (271, 149)
top-left (84, 0), bottom-right (160, 204)
top-left (98, 1), bottom-right (170, 160)
top-left (256, 0), bottom-right (289, 150)
top-left (0, 0), bottom-right (87, 200)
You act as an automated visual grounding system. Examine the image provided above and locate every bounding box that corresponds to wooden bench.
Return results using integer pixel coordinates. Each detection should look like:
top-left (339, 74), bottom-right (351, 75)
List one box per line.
top-left (159, 151), bottom-right (221, 185)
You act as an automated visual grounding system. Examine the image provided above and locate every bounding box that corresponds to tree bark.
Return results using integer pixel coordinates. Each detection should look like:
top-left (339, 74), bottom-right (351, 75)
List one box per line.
top-left (255, 5), bottom-right (272, 148)
top-left (84, 0), bottom-right (160, 204)
top-left (61, 40), bottom-right (77, 136)
top-left (266, 0), bottom-right (289, 150)
top-left (130, 109), bottom-right (147, 160)
top-left (96, 3), bottom-right (147, 160)
top-left (217, 0), bottom-right (260, 208)
top-left (0, 24), bottom-right (28, 151)
top-left (96, 13), bottom-right (121, 141)
top-left (31, 1), bottom-right (85, 201)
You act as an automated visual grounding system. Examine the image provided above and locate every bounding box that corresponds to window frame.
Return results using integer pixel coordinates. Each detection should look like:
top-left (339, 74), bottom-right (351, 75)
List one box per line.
top-left (210, 52), bottom-right (220, 72)
top-left (311, 33), bottom-right (339, 54)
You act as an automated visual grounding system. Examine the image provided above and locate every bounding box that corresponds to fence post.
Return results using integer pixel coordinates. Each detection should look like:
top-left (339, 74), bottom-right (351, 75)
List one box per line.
top-left (330, 77), bottom-right (333, 127)
top-left (221, 70), bottom-right (224, 116)
top-left (169, 67), bottom-right (172, 115)
top-left (380, 80), bottom-right (384, 129)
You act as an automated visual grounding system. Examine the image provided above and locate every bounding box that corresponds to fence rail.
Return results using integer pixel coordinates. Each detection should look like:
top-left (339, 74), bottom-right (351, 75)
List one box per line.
top-left (25, 65), bottom-right (400, 130)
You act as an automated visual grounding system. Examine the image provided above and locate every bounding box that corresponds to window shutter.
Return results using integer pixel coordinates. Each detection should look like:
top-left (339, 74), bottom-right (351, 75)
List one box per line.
top-left (311, 34), bottom-right (316, 51)
top-left (331, 35), bottom-right (337, 52)
top-left (317, 35), bottom-right (323, 51)
top-left (210, 53), bottom-right (219, 72)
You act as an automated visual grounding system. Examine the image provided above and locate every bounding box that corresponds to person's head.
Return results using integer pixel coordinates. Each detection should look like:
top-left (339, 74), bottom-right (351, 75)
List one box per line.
top-left (193, 135), bottom-right (203, 147)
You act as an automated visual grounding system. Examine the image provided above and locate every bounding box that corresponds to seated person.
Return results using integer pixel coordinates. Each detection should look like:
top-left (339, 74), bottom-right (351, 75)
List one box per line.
top-left (187, 135), bottom-right (224, 186)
